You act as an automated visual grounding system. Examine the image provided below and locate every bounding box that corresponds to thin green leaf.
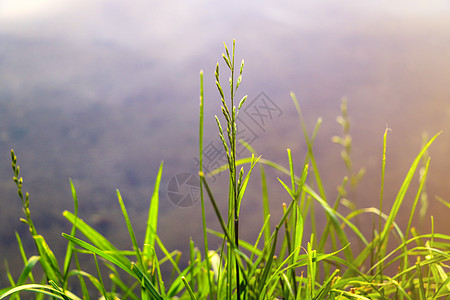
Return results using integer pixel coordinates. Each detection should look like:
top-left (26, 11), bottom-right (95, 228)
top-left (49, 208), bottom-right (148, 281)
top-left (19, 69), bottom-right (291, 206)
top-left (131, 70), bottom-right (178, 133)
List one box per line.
top-left (16, 256), bottom-right (40, 286)
top-left (33, 235), bottom-right (62, 284)
top-left (143, 161), bottom-right (164, 259)
top-left (63, 179), bottom-right (79, 279)
top-left (181, 276), bottom-right (198, 300)
top-left (380, 132), bottom-right (441, 247)
top-left (117, 189), bottom-right (144, 269)
top-left (198, 69), bottom-right (214, 299)
top-left (0, 284), bottom-right (81, 300)
top-left (293, 204), bottom-right (304, 261)
top-left (62, 233), bottom-right (133, 277)
top-left (63, 211), bottom-right (131, 268)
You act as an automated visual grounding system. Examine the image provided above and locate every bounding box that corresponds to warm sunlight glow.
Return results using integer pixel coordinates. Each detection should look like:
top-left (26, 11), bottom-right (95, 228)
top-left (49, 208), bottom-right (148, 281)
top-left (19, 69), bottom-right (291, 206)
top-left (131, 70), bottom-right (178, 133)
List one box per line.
top-left (0, 0), bottom-right (71, 20)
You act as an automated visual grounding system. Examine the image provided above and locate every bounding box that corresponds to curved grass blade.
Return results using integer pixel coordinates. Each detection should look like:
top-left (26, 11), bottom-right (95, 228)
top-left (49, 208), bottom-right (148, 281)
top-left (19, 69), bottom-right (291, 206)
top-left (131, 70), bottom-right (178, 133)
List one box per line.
top-left (62, 233), bottom-right (133, 277)
top-left (303, 186), bottom-right (358, 260)
top-left (15, 231), bottom-right (36, 283)
top-left (63, 211), bottom-right (131, 269)
top-left (16, 256), bottom-right (40, 286)
top-left (0, 284), bottom-right (81, 300)
top-left (67, 269), bottom-right (105, 296)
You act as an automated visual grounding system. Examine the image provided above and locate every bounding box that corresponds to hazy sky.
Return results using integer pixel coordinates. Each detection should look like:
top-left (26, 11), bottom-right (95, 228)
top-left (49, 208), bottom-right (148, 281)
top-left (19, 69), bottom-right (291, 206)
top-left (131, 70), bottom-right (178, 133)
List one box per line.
top-left (2, 0), bottom-right (449, 42)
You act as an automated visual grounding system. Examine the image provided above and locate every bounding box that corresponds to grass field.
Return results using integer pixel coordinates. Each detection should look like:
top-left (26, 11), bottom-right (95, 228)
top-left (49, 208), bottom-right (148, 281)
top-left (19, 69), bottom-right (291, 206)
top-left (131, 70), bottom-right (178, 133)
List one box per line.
top-left (1, 40), bottom-right (450, 299)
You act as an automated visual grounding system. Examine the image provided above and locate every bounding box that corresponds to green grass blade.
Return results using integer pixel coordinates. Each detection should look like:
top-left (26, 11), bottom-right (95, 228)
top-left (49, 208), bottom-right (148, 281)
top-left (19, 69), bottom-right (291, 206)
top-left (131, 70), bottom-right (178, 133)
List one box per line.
top-left (181, 276), bottom-right (198, 300)
top-left (4, 262), bottom-right (16, 291)
top-left (62, 233), bottom-right (133, 277)
top-left (16, 256), bottom-right (40, 286)
top-left (92, 254), bottom-right (109, 300)
top-left (238, 140), bottom-right (272, 245)
top-left (379, 128), bottom-right (390, 237)
top-left (313, 269), bottom-right (340, 300)
top-left (198, 69), bottom-right (214, 299)
top-left (436, 196), bottom-right (450, 210)
top-left (33, 235), bottom-right (62, 284)
top-left (143, 161), bottom-right (164, 260)
top-left (257, 228), bottom-right (279, 296)
top-left (237, 154), bottom-right (260, 214)
top-left (200, 172), bottom-right (234, 247)
top-left (415, 260), bottom-right (426, 300)
top-left (67, 269), bottom-right (103, 296)
top-left (287, 148), bottom-right (295, 191)
top-left (152, 247), bottom-right (167, 298)
top-left (0, 284), bottom-right (81, 300)
top-left (131, 263), bottom-right (164, 300)
top-left (166, 258), bottom-right (200, 297)
top-left (406, 157), bottom-right (430, 241)
top-left (72, 254), bottom-right (90, 300)
top-left (432, 268), bottom-right (450, 298)
top-left (307, 241), bottom-right (316, 299)
top-left (380, 132), bottom-right (441, 249)
top-left (262, 243), bottom-right (306, 296)
top-left (293, 204), bottom-right (304, 261)
top-left (63, 211), bottom-right (131, 268)
top-left (155, 235), bottom-right (181, 275)
top-left (63, 211), bottom-right (117, 251)
top-left (116, 189), bottom-right (144, 269)
top-left (291, 93), bottom-right (326, 199)
top-left (63, 179), bottom-right (79, 281)
top-left (250, 214), bottom-right (271, 262)
top-left (48, 280), bottom-right (70, 300)
top-left (260, 164), bottom-right (271, 244)
top-left (189, 238), bottom-right (195, 287)
top-left (303, 185), bottom-right (358, 260)
top-left (15, 231), bottom-right (35, 283)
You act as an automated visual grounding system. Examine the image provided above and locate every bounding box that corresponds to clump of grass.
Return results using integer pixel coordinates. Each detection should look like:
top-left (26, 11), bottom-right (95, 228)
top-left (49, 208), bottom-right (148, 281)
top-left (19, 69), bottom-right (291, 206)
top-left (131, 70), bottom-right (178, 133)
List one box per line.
top-left (2, 40), bottom-right (450, 299)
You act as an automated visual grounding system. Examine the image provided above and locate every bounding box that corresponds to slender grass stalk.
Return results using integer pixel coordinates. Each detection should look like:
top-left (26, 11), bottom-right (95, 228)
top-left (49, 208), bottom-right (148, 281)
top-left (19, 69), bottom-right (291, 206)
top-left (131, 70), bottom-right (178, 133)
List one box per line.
top-left (377, 127), bottom-right (390, 280)
top-left (93, 254), bottom-right (108, 300)
top-left (213, 40), bottom-right (247, 298)
top-left (62, 179), bottom-right (79, 288)
top-left (198, 70), bottom-right (214, 299)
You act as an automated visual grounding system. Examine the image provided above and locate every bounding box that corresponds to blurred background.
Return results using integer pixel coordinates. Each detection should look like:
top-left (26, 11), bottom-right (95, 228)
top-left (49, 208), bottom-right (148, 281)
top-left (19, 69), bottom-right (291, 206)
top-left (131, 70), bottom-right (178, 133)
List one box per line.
top-left (1, 0), bottom-right (450, 288)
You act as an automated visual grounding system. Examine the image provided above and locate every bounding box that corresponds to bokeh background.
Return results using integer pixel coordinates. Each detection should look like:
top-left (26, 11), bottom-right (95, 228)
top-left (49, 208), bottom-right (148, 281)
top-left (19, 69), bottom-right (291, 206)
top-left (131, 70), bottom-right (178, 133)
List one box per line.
top-left (1, 0), bottom-right (450, 288)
